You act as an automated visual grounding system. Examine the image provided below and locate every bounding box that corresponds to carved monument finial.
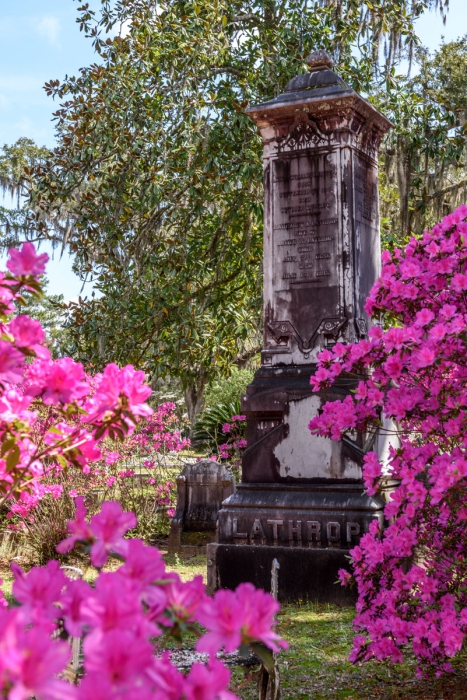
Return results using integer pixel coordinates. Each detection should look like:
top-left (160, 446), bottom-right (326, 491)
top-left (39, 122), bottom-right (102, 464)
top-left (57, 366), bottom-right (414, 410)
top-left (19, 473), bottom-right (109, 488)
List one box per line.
top-left (306, 49), bottom-right (334, 72)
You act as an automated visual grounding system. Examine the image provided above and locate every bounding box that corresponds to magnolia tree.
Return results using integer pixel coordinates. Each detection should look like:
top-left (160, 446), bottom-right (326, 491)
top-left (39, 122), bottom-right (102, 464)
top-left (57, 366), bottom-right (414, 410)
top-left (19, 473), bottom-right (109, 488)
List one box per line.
top-left (0, 244), bottom-right (286, 699)
top-left (310, 204), bottom-right (467, 675)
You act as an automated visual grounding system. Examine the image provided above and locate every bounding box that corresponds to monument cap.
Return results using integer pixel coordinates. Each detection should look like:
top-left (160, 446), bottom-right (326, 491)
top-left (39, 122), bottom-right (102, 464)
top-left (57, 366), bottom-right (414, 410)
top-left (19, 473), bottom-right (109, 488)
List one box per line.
top-left (245, 46), bottom-right (393, 134)
top-left (283, 51), bottom-right (347, 95)
top-left (305, 49), bottom-right (334, 72)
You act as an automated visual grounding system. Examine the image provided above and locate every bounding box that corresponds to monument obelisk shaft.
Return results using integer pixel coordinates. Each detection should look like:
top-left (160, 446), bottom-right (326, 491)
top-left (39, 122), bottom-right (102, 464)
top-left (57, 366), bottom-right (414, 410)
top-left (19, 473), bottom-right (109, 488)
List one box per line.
top-left (208, 52), bottom-right (392, 602)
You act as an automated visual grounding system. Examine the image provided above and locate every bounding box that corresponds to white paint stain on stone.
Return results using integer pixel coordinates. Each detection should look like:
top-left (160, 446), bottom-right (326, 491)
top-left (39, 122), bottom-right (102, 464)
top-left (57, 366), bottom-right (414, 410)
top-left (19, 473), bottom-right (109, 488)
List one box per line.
top-left (273, 395), bottom-right (361, 480)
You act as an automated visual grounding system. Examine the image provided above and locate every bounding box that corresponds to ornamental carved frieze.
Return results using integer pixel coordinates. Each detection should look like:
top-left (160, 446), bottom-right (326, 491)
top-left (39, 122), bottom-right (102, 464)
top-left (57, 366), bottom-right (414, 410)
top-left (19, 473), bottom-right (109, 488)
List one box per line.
top-left (276, 111), bottom-right (329, 153)
top-left (267, 316), bottom-right (347, 358)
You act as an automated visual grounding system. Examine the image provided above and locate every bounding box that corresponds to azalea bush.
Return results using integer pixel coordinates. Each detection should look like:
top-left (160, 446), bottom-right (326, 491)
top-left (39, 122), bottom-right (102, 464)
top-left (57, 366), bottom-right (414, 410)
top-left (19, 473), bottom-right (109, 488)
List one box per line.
top-left (7, 401), bottom-right (186, 557)
top-left (0, 497), bottom-right (286, 699)
top-left (215, 414), bottom-right (247, 477)
top-left (98, 400), bottom-right (190, 478)
top-left (8, 466), bottom-right (176, 564)
top-left (194, 409), bottom-right (247, 478)
top-left (0, 243), bottom-right (154, 507)
top-left (0, 243), bottom-right (285, 698)
top-left (94, 401), bottom-right (185, 540)
top-left (310, 204), bottom-right (467, 675)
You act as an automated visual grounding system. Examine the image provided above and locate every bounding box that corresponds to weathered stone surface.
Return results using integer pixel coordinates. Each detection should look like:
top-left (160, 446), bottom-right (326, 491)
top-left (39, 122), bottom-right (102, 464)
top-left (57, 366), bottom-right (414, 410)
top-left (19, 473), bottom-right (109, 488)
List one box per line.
top-left (207, 543), bottom-right (358, 604)
top-left (212, 51), bottom-right (392, 601)
top-left (249, 59), bottom-right (389, 367)
top-left (238, 51), bottom-right (391, 486)
top-left (241, 365), bottom-right (366, 483)
top-left (218, 483), bottom-right (385, 548)
top-left (168, 460), bottom-right (235, 555)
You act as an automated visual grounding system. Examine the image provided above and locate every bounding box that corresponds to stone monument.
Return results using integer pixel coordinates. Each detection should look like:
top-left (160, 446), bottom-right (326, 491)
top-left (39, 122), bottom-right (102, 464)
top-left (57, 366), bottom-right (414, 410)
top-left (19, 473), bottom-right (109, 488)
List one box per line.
top-left (168, 460), bottom-right (235, 556)
top-left (207, 51), bottom-right (392, 602)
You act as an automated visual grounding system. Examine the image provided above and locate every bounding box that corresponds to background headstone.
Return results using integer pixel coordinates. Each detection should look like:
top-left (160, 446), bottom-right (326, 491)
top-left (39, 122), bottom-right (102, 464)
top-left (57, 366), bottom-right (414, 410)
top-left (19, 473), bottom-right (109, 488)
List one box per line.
top-left (168, 459), bottom-right (235, 556)
top-left (208, 51), bottom-right (393, 602)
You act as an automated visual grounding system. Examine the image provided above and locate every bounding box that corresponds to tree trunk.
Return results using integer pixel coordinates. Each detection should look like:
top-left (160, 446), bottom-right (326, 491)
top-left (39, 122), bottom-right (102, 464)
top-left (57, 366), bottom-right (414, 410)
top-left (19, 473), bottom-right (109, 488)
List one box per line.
top-left (184, 370), bottom-right (207, 431)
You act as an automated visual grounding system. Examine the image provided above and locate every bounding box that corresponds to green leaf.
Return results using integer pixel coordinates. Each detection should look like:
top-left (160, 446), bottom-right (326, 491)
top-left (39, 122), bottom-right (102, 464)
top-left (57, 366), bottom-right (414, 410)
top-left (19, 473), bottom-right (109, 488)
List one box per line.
top-left (6, 445), bottom-right (20, 471)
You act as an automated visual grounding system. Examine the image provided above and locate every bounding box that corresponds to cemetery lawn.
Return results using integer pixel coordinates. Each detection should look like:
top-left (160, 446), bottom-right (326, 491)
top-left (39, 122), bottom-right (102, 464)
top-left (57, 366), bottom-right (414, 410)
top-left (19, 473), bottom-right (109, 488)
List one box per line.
top-left (2, 555), bottom-right (467, 698)
top-left (256, 603), bottom-right (467, 700)
top-left (162, 557), bottom-right (467, 699)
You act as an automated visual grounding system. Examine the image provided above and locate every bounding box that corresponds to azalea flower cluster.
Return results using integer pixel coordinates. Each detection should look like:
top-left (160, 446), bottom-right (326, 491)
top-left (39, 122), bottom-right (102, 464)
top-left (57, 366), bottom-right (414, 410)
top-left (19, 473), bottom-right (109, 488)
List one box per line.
top-left (217, 415), bottom-right (247, 471)
top-left (143, 403), bottom-right (190, 453)
top-left (0, 497), bottom-right (286, 699)
top-left (0, 243), bottom-right (152, 509)
top-left (115, 402), bottom-right (190, 467)
top-left (309, 205), bottom-right (467, 674)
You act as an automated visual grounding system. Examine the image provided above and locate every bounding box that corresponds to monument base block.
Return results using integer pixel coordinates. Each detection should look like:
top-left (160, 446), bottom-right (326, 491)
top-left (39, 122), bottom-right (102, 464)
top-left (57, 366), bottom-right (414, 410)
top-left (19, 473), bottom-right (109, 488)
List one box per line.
top-left (211, 482), bottom-right (388, 602)
top-left (207, 542), bottom-right (357, 604)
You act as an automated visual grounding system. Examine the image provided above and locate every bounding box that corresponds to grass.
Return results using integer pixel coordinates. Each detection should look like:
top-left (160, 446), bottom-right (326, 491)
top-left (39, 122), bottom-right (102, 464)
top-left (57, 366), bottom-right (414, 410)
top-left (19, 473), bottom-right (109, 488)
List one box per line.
top-left (241, 602), bottom-right (467, 700)
top-left (2, 552), bottom-right (467, 698)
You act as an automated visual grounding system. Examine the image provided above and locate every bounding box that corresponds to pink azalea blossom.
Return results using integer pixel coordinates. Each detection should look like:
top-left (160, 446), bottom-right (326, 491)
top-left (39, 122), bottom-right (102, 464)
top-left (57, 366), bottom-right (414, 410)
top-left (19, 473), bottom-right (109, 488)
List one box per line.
top-left (196, 584), bottom-right (286, 654)
top-left (11, 560), bottom-right (67, 625)
top-left (7, 242), bottom-right (49, 277)
top-left (196, 590), bottom-right (243, 654)
top-left (0, 618), bottom-right (76, 699)
top-left (0, 389), bottom-right (34, 423)
top-left (86, 363), bottom-right (152, 424)
top-left (89, 500), bottom-right (137, 566)
top-left (105, 451), bottom-right (121, 465)
top-left (165, 574), bottom-right (207, 625)
top-left (414, 308), bottom-right (435, 326)
top-left (0, 282), bottom-right (15, 315)
top-left (149, 652), bottom-right (186, 700)
top-left (41, 357), bottom-right (90, 405)
top-left (119, 538), bottom-right (167, 587)
top-left (56, 496), bottom-right (93, 555)
top-left (384, 354), bottom-right (403, 380)
top-left (61, 578), bottom-right (93, 637)
top-left (185, 659), bottom-right (237, 700)
top-left (0, 341), bottom-right (25, 384)
top-left (412, 346), bottom-right (436, 369)
top-left (83, 629), bottom-right (154, 689)
top-left (80, 572), bottom-right (156, 650)
top-left (8, 314), bottom-right (39, 349)
top-left (235, 583), bottom-right (288, 652)
top-left (338, 569), bottom-right (352, 586)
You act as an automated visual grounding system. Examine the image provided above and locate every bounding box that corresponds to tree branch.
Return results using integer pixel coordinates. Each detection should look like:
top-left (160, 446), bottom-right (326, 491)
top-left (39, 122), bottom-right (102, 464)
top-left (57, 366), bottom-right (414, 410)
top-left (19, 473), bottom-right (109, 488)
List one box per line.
top-left (425, 178), bottom-right (467, 200)
top-left (230, 13), bottom-right (262, 23)
top-left (232, 344), bottom-right (262, 367)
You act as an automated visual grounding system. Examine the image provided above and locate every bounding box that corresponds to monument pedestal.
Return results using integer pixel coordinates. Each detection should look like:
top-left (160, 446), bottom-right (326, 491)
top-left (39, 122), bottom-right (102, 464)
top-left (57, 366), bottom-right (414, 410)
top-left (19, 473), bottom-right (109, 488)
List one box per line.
top-left (208, 544), bottom-right (355, 604)
top-left (212, 51), bottom-right (392, 602)
top-left (208, 482), bottom-right (385, 602)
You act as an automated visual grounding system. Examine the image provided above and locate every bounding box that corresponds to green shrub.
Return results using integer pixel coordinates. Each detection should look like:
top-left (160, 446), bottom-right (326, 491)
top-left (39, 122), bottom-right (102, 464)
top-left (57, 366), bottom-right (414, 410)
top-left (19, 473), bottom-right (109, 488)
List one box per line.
top-left (205, 368), bottom-right (254, 411)
top-left (193, 368), bottom-right (253, 450)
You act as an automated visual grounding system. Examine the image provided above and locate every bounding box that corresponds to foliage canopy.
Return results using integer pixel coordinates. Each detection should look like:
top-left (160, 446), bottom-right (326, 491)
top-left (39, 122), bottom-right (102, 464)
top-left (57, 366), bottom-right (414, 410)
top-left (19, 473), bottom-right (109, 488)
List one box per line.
top-left (1, 0), bottom-right (457, 419)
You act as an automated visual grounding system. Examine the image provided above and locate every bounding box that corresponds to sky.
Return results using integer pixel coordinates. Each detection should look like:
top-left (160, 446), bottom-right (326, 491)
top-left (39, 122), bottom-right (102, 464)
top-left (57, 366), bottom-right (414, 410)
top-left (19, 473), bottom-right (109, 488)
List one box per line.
top-left (0, 0), bottom-right (465, 299)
